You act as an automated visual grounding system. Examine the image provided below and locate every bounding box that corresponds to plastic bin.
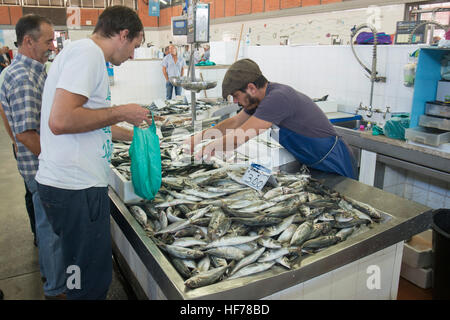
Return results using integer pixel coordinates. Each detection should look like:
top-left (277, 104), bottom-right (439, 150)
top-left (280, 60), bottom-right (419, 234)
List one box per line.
top-left (425, 101), bottom-right (450, 119)
top-left (419, 115), bottom-right (450, 131)
top-left (405, 127), bottom-right (450, 146)
top-left (431, 209), bottom-right (450, 300)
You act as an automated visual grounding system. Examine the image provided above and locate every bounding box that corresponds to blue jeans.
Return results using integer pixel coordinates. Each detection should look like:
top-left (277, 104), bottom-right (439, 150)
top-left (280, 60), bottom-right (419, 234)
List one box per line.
top-left (166, 81), bottom-right (182, 100)
top-left (37, 183), bottom-right (112, 300)
top-left (25, 178), bottom-right (66, 296)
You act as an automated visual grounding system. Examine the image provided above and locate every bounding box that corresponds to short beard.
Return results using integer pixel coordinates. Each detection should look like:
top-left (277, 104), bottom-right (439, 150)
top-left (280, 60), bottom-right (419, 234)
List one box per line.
top-left (242, 92), bottom-right (259, 110)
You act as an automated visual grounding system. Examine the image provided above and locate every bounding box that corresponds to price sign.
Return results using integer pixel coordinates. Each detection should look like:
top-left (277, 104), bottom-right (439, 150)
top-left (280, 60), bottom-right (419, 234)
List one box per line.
top-left (241, 163), bottom-right (272, 191)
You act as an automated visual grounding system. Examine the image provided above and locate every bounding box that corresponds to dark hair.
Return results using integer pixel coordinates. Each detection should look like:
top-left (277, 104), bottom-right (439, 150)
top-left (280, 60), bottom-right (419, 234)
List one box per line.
top-left (239, 74), bottom-right (268, 92)
top-left (94, 6), bottom-right (144, 43)
top-left (16, 14), bottom-right (52, 46)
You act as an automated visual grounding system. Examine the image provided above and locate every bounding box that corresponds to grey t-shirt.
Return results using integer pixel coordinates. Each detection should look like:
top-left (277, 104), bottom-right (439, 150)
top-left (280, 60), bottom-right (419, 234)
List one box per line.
top-left (245, 82), bottom-right (337, 138)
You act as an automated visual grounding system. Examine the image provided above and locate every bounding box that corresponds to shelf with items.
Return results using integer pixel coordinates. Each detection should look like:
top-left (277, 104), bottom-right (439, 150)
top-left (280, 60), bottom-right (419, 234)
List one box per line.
top-left (408, 47), bottom-right (450, 148)
top-left (410, 47), bottom-right (450, 128)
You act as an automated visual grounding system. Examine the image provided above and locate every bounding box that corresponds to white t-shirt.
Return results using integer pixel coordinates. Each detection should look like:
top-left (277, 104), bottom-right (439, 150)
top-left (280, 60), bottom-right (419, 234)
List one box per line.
top-left (36, 39), bottom-right (113, 190)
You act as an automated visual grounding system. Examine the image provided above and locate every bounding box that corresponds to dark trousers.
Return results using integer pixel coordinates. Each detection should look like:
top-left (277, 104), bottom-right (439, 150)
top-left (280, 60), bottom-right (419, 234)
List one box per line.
top-left (12, 144), bottom-right (36, 236)
top-left (37, 183), bottom-right (112, 300)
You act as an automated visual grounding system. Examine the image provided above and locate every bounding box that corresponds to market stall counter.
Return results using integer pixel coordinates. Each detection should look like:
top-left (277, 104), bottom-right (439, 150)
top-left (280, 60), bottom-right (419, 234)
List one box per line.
top-left (109, 170), bottom-right (432, 300)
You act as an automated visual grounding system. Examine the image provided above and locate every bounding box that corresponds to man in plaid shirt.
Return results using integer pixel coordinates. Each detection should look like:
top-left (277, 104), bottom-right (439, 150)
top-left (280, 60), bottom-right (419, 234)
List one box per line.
top-left (0, 14), bottom-right (66, 299)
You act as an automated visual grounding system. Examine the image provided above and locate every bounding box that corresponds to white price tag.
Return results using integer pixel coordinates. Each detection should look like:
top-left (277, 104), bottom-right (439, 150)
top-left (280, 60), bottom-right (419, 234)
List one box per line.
top-left (241, 163), bottom-right (272, 191)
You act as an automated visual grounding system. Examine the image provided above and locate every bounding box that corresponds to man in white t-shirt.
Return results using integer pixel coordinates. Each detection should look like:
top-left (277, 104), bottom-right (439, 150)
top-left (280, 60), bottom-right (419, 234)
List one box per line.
top-left (35, 6), bottom-right (150, 300)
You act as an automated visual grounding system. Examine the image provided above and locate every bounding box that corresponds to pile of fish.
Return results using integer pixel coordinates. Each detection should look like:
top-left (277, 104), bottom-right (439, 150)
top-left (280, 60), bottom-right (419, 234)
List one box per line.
top-left (144, 99), bottom-right (219, 117)
top-left (142, 99), bottom-right (225, 137)
top-left (113, 140), bottom-right (384, 290)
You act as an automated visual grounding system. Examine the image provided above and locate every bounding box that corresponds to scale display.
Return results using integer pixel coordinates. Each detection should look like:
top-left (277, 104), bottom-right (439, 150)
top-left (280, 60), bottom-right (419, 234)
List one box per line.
top-left (187, 3), bottom-right (210, 44)
top-left (172, 18), bottom-right (187, 36)
top-left (395, 21), bottom-right (426, 44)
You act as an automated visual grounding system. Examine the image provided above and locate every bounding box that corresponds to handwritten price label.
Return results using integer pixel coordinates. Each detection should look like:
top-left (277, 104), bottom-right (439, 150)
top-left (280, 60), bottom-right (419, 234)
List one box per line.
top-left (241, 163), bottom-right (272, 191)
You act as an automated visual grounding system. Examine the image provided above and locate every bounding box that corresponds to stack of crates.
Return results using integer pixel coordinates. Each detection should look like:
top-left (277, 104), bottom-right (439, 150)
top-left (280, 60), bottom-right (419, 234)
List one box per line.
top-left (400, 230), bottom-right (433, 289)
top-left (406, 80), bottom-right (450, 147)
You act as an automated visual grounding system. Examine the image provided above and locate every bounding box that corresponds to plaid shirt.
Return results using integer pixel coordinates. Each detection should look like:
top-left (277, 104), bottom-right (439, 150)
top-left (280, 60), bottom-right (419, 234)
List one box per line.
top-left (0, 53), bottom-right (46, 181)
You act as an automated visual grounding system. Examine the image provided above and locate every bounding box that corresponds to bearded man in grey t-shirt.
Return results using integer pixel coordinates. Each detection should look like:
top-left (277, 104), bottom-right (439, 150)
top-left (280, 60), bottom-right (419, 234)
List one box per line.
top-left (186, 58), bottom-right (356, 179)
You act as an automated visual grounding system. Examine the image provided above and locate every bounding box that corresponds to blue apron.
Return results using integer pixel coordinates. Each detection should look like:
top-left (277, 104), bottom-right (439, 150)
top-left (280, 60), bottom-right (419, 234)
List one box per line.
top-left (272, 125), bottom-right (356, 179)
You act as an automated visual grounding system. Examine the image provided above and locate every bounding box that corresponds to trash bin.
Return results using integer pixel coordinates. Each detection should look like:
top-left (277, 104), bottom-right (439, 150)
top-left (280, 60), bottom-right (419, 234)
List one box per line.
top-left (431, 209), bottom-right (450, 300)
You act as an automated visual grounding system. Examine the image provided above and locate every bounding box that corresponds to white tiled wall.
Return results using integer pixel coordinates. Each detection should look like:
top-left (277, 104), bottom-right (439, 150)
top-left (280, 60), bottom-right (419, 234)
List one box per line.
top-left (110, 59), bottom-right (166, 105)
top-left (383, 166), bottom-right (450, 209)
top-left (246, 44), bottom-right (418, 114)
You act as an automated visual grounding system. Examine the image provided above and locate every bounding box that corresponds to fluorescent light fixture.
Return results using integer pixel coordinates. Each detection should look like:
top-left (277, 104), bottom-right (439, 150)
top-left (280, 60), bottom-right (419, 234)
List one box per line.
top-left (160, 0), bottom-right (168, 4)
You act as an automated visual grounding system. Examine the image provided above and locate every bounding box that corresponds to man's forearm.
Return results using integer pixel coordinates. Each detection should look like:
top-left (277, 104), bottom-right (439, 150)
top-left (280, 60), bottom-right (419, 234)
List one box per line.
top-left (112, 125), bottom-right (133, 141)
top-left (16, 130), bottom-right (40, 156)
top-left (50, 104), bottom-right (124, 135)
top-left (162, 68), bottom-right (169, 81)
top-left (201, 116), bottom-right (240, 137)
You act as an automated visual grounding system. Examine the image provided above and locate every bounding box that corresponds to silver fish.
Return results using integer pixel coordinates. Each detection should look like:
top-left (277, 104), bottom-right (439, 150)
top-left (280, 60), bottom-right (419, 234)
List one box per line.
top-left (231, 216), bottom-right (282, 227)
top-left (277, 224), bottom-right (298, 243)
top-left (159, 210), bottom-right (168, 230)
top-left (210, 256), bottom-right (228, 268)
top-left (196, 256), bottom-right (211, 273)
top-left (205, 186), bottom-right (247, 194)
top-left (302, 235), bottom-right (340, 251)
top-left (205, 246), bottom-right (247, 260)
top-left (228, 261), bottom-right (276, 280)
top-left (336, 227), bottom-right (355, 241)
top-left (233, 241), bottom-right (259, 255)
top-left (171, 237), bottom-right (207, 248)
top-left (171, 258), bottom-right (191, 279)
top-left (343, 196), bottom-right (382, 220)
top-left (269, 193), bottom-right (303, 203)
top-left (166, 190), bottom-right (203, 202)
top-left (143, 203), bottom-right (159, 220)
top-left (159, 243), bottom-right (204, 259)
top-left (263, 187), bottom-right (293, 200)
top-left (184, 265), bottom-right (228, 289)
top-left (167, 209), bottom-right (185, 223)
top-left (257, 247), bottom-right (297, 262)
top-left (275, 256), bottom-right (291, 269)
top-left (228, 200), bottom-right (263, 210)
top-left (229, 247), bottom-right (266, 276)
top-left (237, 202), bottom-right (277, 213)
top-left (290, 221), bottom-right (314, 246)
top-left (183, 189), bottom-right (227, 199)
top-left (205, 235), bottom-right (262, 249)
top-left (257, 237), bottom-right (282, 249)
top-left (153, 219), bottom-right (190, 235)
top-left (185, 205), bottom-right (213, 220)
top-left (263, 214), bottom-right (297, 237)
top-left (181, 259), bottom-right (197, 270)
top-left (155, 199), bottom-right (196, 208)
top-left (130, 206), bottom-right (147, 228)
top-left (208, 209), bottom-right (231, 241)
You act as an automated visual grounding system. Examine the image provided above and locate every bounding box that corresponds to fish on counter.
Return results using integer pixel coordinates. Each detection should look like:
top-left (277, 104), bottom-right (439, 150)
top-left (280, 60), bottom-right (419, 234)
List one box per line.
top-left (112, 138), bottom-right (385, 290)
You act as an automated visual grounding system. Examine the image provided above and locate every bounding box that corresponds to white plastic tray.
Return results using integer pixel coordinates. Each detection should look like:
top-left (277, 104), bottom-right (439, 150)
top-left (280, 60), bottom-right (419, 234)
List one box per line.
top-left (109, 166), bottom-right (143, 204)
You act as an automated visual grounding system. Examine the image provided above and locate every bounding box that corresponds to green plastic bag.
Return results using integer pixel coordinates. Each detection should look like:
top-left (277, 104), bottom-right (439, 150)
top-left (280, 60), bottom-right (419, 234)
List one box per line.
top-left (129, 113), bottom-right (162, 200)
top-left (383, 115), bottom-right (410, 140)
top-left (372, 124), bottom-right (384, 136)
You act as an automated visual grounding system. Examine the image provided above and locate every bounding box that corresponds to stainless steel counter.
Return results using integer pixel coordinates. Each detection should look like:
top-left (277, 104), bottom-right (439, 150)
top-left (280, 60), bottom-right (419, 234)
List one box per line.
top-left (335, 126), bottom-right (450, 183)
top-left (109, 171), bottom-right (432, 300)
